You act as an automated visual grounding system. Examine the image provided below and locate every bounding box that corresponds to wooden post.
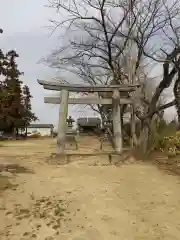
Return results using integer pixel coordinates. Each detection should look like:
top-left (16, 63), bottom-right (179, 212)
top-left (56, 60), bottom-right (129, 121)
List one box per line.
top-left (57, 89), bottom-right (69, 154)
top-left (112, 89), bottom-right (122, 153)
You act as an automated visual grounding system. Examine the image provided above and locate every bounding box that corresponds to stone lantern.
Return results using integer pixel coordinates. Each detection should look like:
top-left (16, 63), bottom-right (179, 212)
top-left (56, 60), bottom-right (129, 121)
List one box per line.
top-left (66, 116), bottom-right (75, 129)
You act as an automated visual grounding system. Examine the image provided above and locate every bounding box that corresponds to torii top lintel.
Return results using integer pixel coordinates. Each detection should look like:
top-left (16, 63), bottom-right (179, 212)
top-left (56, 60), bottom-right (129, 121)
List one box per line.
top-left (37, 79), bottom-right (140, 92)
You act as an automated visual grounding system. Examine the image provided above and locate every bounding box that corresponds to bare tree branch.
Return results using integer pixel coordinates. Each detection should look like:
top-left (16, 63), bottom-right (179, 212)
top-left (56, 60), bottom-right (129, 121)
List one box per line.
top-left (43, 0), bottom-right (180, 150)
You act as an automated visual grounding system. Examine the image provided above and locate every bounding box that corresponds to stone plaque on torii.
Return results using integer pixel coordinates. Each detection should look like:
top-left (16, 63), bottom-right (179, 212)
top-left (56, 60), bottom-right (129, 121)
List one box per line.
top-left (37, 79), bottom-right (140, 158)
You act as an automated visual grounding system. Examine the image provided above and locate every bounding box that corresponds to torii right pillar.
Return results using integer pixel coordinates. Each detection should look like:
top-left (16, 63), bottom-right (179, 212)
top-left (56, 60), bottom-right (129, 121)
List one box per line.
top-left (112, 89), bottom-right (122, 153)
top-left (57, 89), bottom-right (69, 154)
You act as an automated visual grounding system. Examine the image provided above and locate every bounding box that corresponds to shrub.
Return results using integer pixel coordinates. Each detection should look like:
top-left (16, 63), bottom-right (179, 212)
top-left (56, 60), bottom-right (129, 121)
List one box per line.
top-left (158, 131), bottom-right (180, 157)
top-left (148, 118), bottom-right (178, 155)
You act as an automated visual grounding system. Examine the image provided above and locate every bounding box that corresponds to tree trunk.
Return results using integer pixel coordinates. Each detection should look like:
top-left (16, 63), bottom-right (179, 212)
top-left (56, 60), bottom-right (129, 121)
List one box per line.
top-left (138, 119), bottom-right (151, 155)
top-left (25, 125), bottom-right (27, 137)
top-left (173, 75), bottom-right (180, 125)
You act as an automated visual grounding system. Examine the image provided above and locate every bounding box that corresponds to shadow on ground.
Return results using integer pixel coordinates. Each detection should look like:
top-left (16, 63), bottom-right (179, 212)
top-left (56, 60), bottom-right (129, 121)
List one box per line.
top-left (0, 163), bottom-right (34, 174)
top-left (0, 175), bottom-right (16, 194)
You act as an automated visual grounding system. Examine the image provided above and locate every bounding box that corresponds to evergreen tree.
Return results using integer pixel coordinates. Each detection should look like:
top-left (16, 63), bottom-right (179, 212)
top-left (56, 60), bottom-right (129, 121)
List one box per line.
top-left (22, 85), bottom-right (38, 135)
top-left (3, 50), bottom-right (24, 134)
top-left (0, 30), bottom-right (37, 135)
top-left (0, 41), bottom-right (9, 131)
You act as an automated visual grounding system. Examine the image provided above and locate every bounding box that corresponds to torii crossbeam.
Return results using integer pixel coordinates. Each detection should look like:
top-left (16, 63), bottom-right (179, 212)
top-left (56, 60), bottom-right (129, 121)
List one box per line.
top-left (37, 79), bottom-right (140, 155)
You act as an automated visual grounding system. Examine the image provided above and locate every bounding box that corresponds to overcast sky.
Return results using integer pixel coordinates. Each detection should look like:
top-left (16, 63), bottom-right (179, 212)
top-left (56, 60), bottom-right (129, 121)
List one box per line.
top-left (0, 0), bottom-right (176, 127)
top-left (0, 0), bottom-right (98, 128)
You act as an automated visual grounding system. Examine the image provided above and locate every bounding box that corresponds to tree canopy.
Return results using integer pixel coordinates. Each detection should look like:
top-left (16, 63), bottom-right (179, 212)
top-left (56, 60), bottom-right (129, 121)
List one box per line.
top-left (0, 32), bottom-right (37, 135)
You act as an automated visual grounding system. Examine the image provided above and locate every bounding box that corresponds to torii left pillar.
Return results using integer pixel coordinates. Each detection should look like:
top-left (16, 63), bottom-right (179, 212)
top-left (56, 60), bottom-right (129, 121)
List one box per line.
top-left (57, 89), bottom-right (69, 154)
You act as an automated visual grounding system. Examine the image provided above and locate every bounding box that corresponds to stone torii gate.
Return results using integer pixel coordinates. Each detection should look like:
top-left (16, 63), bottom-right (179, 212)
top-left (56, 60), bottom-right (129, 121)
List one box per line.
top-left (37, 79), bottom-right (140, 155)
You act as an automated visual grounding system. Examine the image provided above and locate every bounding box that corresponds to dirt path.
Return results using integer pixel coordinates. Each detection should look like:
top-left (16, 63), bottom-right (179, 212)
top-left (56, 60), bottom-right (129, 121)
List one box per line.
top-left (1, 138), bottom-right (180, 239)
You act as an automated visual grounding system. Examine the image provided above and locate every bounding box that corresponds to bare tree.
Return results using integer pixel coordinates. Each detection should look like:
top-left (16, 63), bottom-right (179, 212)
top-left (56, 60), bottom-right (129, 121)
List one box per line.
top-left (45, 0), bottom-right (180, 152)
